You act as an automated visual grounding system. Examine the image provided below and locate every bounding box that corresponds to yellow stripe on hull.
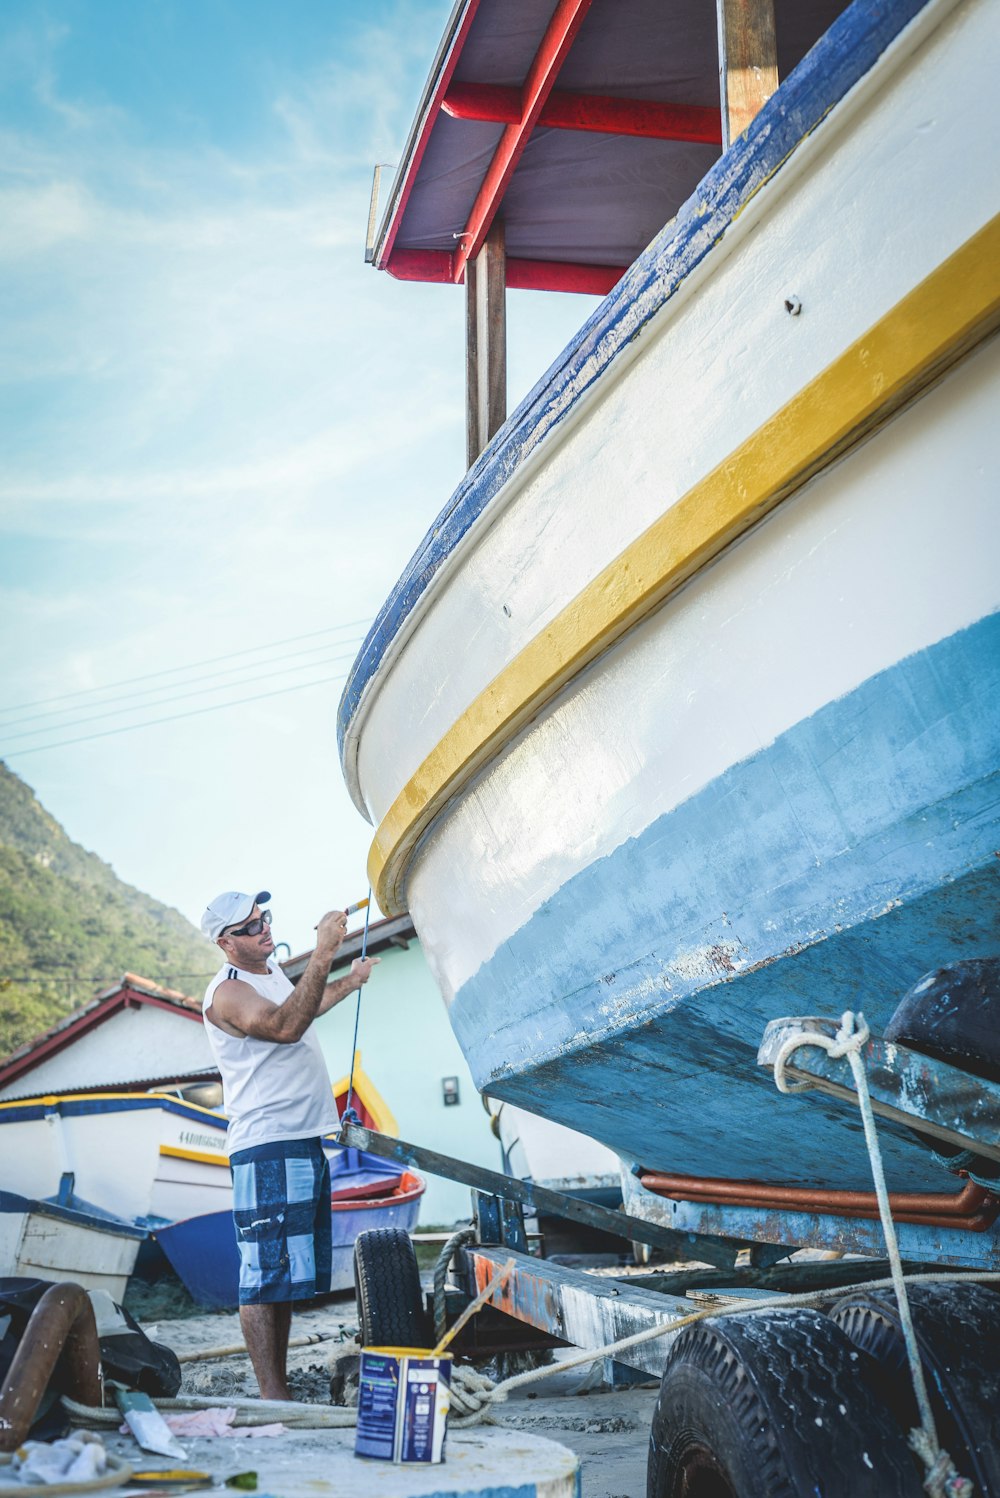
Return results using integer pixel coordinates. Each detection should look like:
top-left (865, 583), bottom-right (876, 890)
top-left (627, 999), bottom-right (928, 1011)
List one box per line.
top-left (369, 215), bottom-right (1000, 914)
top-left (159, 1144), bottom-right (229, 1168)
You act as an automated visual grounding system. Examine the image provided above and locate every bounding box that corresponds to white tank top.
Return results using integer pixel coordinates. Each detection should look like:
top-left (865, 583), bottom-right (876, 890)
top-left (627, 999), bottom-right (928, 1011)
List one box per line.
top-left (202, 961), bottom-right (339, 1156)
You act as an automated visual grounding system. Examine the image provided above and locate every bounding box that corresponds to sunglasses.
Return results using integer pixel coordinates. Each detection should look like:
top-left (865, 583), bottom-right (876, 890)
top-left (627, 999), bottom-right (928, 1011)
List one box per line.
top-left (227, 909), bottom-right (272, 938)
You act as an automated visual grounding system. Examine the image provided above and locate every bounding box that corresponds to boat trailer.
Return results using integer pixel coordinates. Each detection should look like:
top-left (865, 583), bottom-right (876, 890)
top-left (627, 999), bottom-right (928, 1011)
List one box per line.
top-left (342, 1015), bottom-right (1000, 1372)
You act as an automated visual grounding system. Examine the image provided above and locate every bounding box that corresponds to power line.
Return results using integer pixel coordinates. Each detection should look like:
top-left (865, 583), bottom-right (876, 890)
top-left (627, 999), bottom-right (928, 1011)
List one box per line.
top-left (0, 642), bottom-right (364, 746)
top-left (1, 669), bottom-right (349, 759)
top-left (0, 617), bottom-right (372, 719)
top-left (0, 973), bottom-right (217, 985)
top-left (0, 634), bottom-right (366, 733)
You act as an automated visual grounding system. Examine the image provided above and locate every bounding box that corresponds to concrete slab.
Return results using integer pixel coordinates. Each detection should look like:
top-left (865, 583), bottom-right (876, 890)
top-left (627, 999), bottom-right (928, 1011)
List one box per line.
top-left (113, 1285), bottom-right (658, 1497)
top-left (105, 1424), bottom-right (579, 1498)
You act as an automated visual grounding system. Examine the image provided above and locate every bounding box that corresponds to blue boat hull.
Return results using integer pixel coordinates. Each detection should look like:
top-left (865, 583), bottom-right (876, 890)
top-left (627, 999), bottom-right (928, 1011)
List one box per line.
top-left (156, 1150), bottom-right (424, 1308)
top-left (451, 617), bottom-right (1000, 1196)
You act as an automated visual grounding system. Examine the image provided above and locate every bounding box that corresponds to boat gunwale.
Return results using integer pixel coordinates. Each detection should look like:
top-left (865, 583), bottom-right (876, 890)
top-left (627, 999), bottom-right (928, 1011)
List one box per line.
top-left (330, 1170), bottom-right (426, 1212)
top-left (0, 1187), bottom-right (148, 1239)
top-left (336, 0), bottom-right (938, 802)
top-left (0, 1089), bottom-right (229, 1128)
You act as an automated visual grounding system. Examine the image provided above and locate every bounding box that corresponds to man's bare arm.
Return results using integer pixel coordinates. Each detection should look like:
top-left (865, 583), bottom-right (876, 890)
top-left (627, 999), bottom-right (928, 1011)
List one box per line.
top-left (317, 958), bottom-right (380, 1017)
top-left (208, 910), bottom-right (376, 1043)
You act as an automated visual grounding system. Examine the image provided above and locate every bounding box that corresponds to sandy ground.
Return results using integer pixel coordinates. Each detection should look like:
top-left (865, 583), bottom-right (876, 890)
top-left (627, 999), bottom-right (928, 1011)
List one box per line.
top-left (99, 1285), bottom-right (660, 1497)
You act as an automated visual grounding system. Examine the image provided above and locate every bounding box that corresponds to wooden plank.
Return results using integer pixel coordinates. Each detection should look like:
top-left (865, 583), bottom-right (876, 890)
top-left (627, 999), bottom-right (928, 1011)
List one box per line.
top-left (466, 219), bottom-right (507, 466)
top-left (716, 0), bottom-right (778, 150)
top-left (465, 252), bottom-right (480, 468)
top-left (479, 218), bottom-right (507, 454)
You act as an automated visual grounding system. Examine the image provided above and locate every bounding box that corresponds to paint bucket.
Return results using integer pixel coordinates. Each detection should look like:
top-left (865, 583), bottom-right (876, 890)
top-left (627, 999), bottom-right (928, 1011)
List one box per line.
top-left (355, 1346), bottom-right (452, 1464)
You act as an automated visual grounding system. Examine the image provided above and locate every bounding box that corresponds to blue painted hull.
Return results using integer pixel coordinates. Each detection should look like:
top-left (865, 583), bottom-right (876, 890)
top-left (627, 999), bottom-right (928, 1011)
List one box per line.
top-left (157, 1150), bottom-right (424, 1308)
top-left (452, 616), bottom-right (1000, 1197)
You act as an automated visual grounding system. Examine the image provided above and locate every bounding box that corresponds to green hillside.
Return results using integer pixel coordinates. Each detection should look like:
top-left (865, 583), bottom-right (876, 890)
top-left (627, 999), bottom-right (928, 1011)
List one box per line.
top-left (0, 761), bottom-right (217, 1058)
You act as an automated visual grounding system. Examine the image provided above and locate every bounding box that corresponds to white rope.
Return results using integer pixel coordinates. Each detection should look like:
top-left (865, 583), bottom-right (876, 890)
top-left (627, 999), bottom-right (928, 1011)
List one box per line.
top-left (433, 1225), bottom-right (477, 1345)
top-left (440, 1269), bottom-right (1000, 1423)
top-left (773, 1010), bottom-right (976, 1498)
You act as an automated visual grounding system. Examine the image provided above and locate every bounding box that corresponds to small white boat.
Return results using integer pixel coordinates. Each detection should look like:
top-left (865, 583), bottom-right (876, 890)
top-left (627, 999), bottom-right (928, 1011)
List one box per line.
top-left (0, 1091), bottom-right (232, 1226)
top-left (0, 1060), bottom-right (412, 1230)
top-left (0, 1187), bottom-right (146, 1301)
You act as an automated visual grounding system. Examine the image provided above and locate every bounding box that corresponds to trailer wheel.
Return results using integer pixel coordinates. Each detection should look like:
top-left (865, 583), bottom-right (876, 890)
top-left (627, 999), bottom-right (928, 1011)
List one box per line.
top-left (353, 1228), bottom-right (430, 1348)
top-left (829, 1282), bottom-right (1000, 1497)
top-left (647, 1307), bottom-right (922, 1498)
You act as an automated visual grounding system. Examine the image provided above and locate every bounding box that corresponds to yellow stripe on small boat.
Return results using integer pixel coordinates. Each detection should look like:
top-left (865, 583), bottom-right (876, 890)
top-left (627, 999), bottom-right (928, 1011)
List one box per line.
top-left (330, 1051), bottom-right (399, 1137)
top-left (0, 1089), bottom-right (224, 1116)
top-left (159, 1144), bottom-right (229, 1167)
top-left (369, 215), bottom-right (1000, 914)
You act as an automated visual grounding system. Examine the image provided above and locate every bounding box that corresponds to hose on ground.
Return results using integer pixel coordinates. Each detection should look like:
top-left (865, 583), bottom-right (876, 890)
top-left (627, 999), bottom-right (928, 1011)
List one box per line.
top-left (63, 1393), bottom-right (356, 1429)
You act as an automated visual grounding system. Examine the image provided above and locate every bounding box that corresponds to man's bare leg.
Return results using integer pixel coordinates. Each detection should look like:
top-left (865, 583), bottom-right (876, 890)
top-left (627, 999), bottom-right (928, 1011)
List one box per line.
top-left (240, 1302), bottom-right (293, 1400)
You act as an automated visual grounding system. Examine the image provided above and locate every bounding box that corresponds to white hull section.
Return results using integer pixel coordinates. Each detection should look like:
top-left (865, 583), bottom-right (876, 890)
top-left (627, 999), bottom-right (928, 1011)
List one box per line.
top-left (487, 1100), bottom-right (621, 1198)
top-left (351, 0), bottom-right (994, 831)
top-left (336, 0), bottom-right (999, 1216)
top-left (412, 332), bottom-right (1000, 1005)
top-left (0, 1208), bottom-right (140, 1300)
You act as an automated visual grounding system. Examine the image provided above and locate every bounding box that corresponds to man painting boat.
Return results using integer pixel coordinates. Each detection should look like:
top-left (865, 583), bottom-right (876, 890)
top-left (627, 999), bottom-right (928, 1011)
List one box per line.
top-left (200, 889), bottom-right (377, 1400)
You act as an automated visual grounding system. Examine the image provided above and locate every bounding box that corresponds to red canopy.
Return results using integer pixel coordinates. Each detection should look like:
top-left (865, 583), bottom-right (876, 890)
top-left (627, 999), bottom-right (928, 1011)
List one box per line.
top-left (372, 0), bottom-right (849, 294)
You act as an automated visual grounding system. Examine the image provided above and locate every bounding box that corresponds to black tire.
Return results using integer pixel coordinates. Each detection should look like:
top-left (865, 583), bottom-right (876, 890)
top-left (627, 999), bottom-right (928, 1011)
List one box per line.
top-left (884, 959), bottom-right (1000, 1084)
top-left (829, 1283), bottom-right (1000, 1497)
top-left (353, 1228), bottom-right (430, 1348)
top-left (647, 1307), bottom-right (923, 1498)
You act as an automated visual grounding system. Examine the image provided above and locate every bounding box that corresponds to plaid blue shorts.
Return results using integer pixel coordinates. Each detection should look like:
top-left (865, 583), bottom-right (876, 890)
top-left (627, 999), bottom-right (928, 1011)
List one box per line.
top-left (229, 1137), bottom-right (332, 1305)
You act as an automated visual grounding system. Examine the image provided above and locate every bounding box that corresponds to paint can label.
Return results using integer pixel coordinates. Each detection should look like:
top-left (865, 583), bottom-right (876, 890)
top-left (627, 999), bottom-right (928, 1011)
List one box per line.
top-left (355, 1348), bottom-right (451, 1463)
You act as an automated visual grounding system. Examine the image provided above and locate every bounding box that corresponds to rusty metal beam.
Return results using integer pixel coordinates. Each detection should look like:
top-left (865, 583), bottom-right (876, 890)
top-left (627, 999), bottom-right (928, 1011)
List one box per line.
top-left (461, 1245), bottom-right (693, 1377)
top-left (637, 1172), bottom-right (997, 1229)
top-left (339, 1120), bottom-right (739, 1267)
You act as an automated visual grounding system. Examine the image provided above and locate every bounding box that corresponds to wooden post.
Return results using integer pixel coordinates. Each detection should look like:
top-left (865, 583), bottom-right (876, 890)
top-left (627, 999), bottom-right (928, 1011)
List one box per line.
top-left (465, 218), bottom-right (507, 468)
top-left (716, 0), bottom-right (778, 151)
top-left (465, 253), bottom-right (480, 468)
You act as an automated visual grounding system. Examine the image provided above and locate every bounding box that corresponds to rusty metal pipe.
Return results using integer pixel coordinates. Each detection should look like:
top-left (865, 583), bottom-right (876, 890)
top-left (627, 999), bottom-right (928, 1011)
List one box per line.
top-left (0, 1282), bottom-right (103, 1451)
top-left (637, 1173), bottom-right (997, 1230)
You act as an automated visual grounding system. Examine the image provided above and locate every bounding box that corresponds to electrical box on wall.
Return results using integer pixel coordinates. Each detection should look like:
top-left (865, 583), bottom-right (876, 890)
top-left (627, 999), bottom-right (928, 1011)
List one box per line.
top-left (442, 1076), bottom-right (460, 1107)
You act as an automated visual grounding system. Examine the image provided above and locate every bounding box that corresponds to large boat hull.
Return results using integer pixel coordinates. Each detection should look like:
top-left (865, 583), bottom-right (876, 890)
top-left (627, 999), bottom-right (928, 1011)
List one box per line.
top-left (339, 0), bottom-right (1000, 1239)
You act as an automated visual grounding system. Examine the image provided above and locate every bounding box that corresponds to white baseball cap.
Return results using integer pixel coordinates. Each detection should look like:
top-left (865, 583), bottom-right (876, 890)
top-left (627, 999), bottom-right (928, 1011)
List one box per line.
top-left (201, 889), bottom-right (271, 941)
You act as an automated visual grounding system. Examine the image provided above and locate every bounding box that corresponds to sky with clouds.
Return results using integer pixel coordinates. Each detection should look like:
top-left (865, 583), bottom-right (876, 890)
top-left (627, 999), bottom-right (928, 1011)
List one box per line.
top-left (0, 0), bottom-right (594, 967)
